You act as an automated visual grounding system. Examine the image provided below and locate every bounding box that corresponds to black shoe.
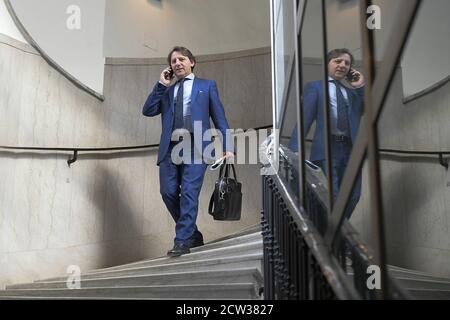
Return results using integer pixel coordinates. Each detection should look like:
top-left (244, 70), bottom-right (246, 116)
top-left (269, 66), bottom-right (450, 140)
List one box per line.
top-left (190, 238), bottom-right (204, 248)
top-left (167, 243), bottom-right (191, 257)
top-left (189, 231), bottom-right (204, 248)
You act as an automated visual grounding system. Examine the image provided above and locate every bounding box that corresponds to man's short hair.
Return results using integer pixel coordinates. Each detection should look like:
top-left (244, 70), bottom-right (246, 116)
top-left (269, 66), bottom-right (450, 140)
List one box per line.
top-left (168, 46), bottom-right (196, 70)
top-left (327, 48), bottom-right (354, 66)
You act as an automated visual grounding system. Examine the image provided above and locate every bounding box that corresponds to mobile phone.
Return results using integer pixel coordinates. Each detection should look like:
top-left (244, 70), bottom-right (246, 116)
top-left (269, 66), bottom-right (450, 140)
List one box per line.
top-left (346, 69), bottom-right (360, 82)
top-left (164, 67), bottom-right (174, 81)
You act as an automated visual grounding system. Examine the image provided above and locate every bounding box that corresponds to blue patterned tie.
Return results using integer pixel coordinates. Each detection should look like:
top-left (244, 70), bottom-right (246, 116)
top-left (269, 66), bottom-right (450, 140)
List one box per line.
top-left (174, 78), bottom-right (185, 130)
top-left (333, 80), bottom-right (350, 134)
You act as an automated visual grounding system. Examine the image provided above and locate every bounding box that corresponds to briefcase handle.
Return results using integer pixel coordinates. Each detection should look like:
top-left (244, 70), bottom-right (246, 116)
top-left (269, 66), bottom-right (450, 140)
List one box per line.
top-left (219, 163), bottom-right (238, 181)
top-left (208, 192), bottom-right (215, 215)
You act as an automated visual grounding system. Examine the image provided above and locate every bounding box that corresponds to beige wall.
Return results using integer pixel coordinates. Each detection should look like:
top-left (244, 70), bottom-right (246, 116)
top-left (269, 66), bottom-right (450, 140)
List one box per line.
top-left (0, 33), bottom-right (272, 288)
top-left (9, 0), bottom-right (106, 94)
top-left (104, 0), bottom-right (270, 58)
top-left (5, 0), bottom-right (271, 100)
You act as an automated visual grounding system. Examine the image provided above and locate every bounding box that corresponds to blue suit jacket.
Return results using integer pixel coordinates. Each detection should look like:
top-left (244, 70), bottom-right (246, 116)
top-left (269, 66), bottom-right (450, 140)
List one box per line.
top-left (289, 80), bottom-right (364, 161)
top-left (143, 77), bottom-right (231, 165)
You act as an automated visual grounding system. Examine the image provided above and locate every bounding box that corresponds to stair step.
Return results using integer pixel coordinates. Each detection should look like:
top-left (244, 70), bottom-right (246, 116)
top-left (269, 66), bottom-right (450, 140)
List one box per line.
top-left (36, 241), bottom-right (262, 282)
top-left (193, 232), bottom-right (262, 253)
top-left (407, 288), bottom-right (450, 300)
top-left (7, 268), bottom-right (262, 290)
top-left (34, 253), bottom-right (263, 283)
top-left (0, 283), bottom-right (260, 299)
top-left (206, 225), bottom-right (261, 244)
top-left (79, 232), bottom-right (262, 275)
top-left (389, 265), bottom-right (450, 282)
top-left (395, 277), bottom-right (450, 291)
top-left (2, 225), bottom-right (265, 300)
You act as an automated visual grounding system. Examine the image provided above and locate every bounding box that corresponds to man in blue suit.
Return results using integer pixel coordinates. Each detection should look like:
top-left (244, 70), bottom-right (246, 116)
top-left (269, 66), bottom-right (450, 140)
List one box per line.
top-left (289, 48), bottom-right (365, 219)
top-left (143, 46), bottom-right (234, 257)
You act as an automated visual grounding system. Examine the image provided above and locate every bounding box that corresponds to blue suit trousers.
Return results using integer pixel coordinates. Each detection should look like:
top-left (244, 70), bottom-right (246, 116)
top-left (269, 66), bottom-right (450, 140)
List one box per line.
top-left (159, 139), bottom-right (207, 245)
top-left (313, 140), bottom-right (361, 219)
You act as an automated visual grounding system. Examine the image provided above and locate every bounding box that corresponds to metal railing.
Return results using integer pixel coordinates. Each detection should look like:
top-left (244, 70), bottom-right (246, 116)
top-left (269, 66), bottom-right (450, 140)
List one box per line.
top-left (261, 148), bottom-right (411, 299)
top-left (262, 174), bottom-right (355, 299)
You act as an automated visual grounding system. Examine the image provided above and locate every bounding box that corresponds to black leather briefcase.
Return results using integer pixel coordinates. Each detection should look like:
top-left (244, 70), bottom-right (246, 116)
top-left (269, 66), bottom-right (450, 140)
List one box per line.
top-left (208, 164), bottom-right (242, 221)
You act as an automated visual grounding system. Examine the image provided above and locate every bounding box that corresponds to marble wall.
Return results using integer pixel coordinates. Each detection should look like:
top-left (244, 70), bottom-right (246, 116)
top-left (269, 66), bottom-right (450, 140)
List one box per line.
top-left (0, 33), bottom-right (272, 288)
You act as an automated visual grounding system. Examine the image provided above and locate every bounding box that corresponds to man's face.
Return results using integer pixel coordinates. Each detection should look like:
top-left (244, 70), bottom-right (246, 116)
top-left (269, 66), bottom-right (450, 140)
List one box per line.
top-left (170, 51), bottom-right (195, 79)
top-left (328, 53), bottom-right (352, 80)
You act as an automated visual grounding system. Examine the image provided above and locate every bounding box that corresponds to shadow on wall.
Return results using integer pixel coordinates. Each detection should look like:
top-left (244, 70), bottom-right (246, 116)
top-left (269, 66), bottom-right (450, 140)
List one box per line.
top-left (379, 154), bottom-right (435, 267)
top-left (88, 151), bottom-right (156, 268)
top-left (0, 149), bottom-right (157, 269)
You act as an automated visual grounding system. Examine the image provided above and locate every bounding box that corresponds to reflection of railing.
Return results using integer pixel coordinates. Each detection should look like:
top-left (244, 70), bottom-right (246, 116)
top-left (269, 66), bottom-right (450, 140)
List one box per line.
top-left (283, 138), bottom-right (450, 169)
top-left (261, 147), bottom-right (410, 299)
top-left (379, 148), bottom-right (450, 170)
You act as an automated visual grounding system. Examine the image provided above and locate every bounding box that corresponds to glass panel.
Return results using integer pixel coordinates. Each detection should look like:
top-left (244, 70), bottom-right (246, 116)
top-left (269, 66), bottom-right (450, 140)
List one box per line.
top-left (279, 71), bottom-right (301, 203)
top-left (372, 0), bottom-right (409, 62)
top-left (323, 0), bottom-right (364, 223)
top-left (279, 73), bottom-right (297, 152)
top-left (275, 0), bottom-right (301, 203)
top-left (298, 0), bottom-right (329, 224)
top-left (273, 0), bottom-right (296, 127)
top-left (377, 0), bottom-right (450, 298)
top-left (336, 157), bottom-right (371, 296)
top-left (347, 158), bottom-right (369, 238)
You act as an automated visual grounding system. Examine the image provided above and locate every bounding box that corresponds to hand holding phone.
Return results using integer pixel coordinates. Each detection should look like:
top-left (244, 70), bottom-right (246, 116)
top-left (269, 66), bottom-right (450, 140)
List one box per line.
top-left (164, 67), bottom-right (174, 81)
top-left (346, 69), bottom-right (360, 83)
top-left (345, 68), bottom-right (365, 87)
top-left (160, 67), bottom-right (174, 86)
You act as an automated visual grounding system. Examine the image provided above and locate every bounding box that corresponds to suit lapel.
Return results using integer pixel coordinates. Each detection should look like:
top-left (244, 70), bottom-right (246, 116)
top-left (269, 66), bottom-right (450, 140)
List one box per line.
top-left (190, 78), bottom-right (200, 106)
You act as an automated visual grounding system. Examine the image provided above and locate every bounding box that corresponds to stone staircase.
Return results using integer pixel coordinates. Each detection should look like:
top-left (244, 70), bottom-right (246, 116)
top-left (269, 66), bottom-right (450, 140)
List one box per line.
top-left (345, 264), bottom-right (450, 299)
top-left (388, 265), bottom-right (450, 300)
top-left (0, 225), bottom-right (264, 300)
top-left (2, 222), bottom-right (450, 300)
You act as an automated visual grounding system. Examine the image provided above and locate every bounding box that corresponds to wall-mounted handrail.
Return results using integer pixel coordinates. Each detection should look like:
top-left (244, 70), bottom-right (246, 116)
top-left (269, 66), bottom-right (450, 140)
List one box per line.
top-left (379, 148), bottom-right (450, 170)
top-left (0, 125), bottom-right (273, 167)
top-left (0, 143), bottom-right (159, 167)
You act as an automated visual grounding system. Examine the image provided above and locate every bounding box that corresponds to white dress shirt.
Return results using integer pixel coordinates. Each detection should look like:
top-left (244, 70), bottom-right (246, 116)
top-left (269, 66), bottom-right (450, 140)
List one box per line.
top-left (328, 77), bottom-right (350, 136)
